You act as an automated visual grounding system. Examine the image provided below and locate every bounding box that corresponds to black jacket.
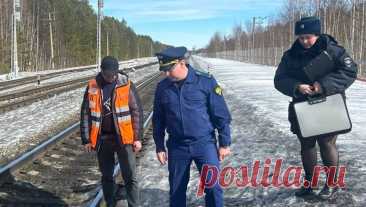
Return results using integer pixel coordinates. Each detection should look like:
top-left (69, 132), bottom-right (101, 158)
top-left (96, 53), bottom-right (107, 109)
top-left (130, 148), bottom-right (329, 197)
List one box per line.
top-left (274, 34), bottom-right (358, 134)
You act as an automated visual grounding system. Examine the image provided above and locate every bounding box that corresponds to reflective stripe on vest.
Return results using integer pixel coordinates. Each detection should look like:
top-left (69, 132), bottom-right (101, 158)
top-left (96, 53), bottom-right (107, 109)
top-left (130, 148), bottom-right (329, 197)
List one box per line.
top-left (114, 81), bottom-right (134, 144)
top-left (88, 80), bottom-right (102, 149)
top-left (87, 79), bottom-right (134, 149)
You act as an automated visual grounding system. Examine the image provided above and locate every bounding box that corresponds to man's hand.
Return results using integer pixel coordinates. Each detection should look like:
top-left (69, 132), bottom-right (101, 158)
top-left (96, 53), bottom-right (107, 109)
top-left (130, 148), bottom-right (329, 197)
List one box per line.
top-left (84, 143), bottom-right (93, 153)
top-left (297, 84), bottom-right (314, 95)
top-left (156, 151), bottom-right (168, 165)
top-left (133, 141), bottom-right (142, 152)
top-left (218, 146), bottom-right (231, 161)
top-left (312, 81), bottom-right (323, 94)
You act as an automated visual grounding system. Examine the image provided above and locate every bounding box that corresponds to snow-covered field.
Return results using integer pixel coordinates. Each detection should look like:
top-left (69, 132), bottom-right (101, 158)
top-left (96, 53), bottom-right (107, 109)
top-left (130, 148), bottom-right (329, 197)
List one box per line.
top-left (138, 56), bottom-right (366, 206)
top-left (0, 60), bottom-right (159, 166)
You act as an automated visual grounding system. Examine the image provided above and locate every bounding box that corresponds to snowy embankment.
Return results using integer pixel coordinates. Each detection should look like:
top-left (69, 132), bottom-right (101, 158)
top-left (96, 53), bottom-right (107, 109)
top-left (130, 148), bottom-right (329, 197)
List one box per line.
top-left (137, 56), bottom-right (365, 206)
top-left (0, 57), bottom-right (158, 166)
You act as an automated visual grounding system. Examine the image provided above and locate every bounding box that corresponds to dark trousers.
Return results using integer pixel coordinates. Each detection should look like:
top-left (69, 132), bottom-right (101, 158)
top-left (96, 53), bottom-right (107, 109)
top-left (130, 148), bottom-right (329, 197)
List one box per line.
top-left (167, 140), bottom-right (223, 207)
top-left (297, 135), bottom-right (338, 183)
top-left (97, 138), bottom-right (139, 207)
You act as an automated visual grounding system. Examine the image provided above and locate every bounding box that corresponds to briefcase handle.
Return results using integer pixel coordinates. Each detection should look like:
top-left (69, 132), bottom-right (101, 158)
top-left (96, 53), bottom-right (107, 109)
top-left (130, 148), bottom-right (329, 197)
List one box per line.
top-left (307, 94), bottom-right (327, 105)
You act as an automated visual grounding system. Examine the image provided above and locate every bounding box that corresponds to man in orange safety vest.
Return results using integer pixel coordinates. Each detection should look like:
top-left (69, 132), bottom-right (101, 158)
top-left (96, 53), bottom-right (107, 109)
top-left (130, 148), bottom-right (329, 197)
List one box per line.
top-left (80, 56), bottom-right (143, 207)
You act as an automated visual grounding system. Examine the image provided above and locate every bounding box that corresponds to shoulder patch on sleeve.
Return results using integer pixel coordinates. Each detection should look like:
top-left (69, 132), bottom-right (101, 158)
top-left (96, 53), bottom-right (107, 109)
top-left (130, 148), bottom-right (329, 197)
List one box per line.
top-left (214, 85), bottom-right (223, 96)
top-left (343, 56), bottom-right (353, 67)
top-left (194, 69), bottom-right (212, 78)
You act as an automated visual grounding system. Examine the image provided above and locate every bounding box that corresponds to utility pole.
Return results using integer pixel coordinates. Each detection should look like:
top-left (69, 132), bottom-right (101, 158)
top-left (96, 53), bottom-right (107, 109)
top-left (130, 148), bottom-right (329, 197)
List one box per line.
top-left (360, 0), bottom-right (365, 76)
top-left (106, 31), bottom-right (109, 56)
top-left (48, 12), bottom-right (55, 69)
top-left (35, 2), bottom-right (40, 72)
top-left (137, 39), bottom-right (140, 58)
top-left (251, 16), bottom-right (267, 64)
top-left (150, 42), bottom-right (153, 57)
top-left (96, 0), bottom-right (103, 72)
top-left (10, 0), bottom-right (20, 79)
top-left (252, 17), bottom-right (256, 63)
top-left (223, 36), bottom-right (227, 58)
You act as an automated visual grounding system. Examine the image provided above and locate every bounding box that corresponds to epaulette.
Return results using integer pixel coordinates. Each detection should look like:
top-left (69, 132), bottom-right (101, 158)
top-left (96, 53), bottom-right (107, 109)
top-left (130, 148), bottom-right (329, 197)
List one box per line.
top-left (194, 69), bottom-right (212, 78)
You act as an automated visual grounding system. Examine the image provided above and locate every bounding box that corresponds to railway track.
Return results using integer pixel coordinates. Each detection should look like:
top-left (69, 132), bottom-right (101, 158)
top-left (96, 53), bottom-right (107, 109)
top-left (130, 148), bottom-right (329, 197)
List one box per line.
top-left (0, 62), bottom-right (158, 113)
top-left (0, 72), bottom-right (161, 206)
top-left (0, 67), bottom-right (92, 92)
top-left (0, 61), bottom-right (158, 92)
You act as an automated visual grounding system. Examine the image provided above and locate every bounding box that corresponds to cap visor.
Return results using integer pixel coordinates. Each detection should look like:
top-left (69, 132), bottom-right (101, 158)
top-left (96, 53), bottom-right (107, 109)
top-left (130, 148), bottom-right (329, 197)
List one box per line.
top-left (159, 65), bottom-right (173, 72)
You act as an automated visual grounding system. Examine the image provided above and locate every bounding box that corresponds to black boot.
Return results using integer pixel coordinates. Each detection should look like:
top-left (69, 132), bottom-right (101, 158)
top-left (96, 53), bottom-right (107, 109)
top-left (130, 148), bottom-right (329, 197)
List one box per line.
top-left (102, 181), bottom-right (116, 206)
top-left (106, 199), bottom-right (116, 207)
top-left (318, 185), bottom-right (338, 200)
top-left (295, 186), bottom-right (315, 197)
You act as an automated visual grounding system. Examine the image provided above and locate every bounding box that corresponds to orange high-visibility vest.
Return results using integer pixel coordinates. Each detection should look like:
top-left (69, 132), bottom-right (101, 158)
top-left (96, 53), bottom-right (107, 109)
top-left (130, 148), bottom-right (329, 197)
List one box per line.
top-left (87, 79), bottom-right (134, 149)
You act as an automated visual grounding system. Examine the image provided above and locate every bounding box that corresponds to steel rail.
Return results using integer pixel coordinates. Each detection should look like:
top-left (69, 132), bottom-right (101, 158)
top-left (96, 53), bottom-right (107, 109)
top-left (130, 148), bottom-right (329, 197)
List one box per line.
top-left (0, 61), bottom-right (158, 91)
top-left (0, 72), bottom-right (160, 184)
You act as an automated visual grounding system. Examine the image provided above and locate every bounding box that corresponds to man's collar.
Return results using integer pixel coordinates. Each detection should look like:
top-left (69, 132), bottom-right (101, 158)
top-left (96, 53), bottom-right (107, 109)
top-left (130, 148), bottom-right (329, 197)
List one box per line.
top-left (184, 65), bottom-right (196, 83)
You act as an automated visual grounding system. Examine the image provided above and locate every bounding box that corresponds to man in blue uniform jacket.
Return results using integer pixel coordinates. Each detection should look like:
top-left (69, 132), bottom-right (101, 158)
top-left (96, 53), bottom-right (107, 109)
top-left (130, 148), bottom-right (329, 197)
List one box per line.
top-left (152, 46), bottom-right (232, 207)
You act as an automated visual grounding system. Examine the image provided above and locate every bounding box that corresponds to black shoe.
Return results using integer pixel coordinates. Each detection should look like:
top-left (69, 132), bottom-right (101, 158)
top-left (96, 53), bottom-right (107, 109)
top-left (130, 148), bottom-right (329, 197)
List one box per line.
top-left (295, 186), bottom-right (315, 197)
top-left (106, 201), bottom-right (116, 207)
top-left (318, 185), bottom-right (338, 200)
top-left (115, 184), bottom-right (127, 201)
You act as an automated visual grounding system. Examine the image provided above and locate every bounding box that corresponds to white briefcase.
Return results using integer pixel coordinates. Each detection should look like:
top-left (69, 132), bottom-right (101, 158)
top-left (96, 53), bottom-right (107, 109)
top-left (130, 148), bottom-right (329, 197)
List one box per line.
top-left (293, 93), bottom-right (352, 138)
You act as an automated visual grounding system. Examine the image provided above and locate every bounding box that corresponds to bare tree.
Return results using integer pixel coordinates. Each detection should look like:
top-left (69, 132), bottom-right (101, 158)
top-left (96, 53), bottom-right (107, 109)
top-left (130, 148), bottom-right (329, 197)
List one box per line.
top-left (204, 0), bottom-right (365, 77)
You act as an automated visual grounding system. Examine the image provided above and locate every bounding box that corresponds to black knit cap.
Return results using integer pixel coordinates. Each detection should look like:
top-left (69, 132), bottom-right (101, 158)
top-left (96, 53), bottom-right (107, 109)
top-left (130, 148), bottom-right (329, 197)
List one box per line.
top-left (295, 16), bottom-right (321, 35)
top-left (101, 56), bottom-right (119, 73)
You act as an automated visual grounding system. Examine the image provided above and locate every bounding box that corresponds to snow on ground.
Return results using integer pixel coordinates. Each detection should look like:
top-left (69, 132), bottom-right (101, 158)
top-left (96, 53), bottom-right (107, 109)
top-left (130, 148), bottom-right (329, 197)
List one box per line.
top-left (138, 56), bottom-right (366, 206)
top-left (0, 62), bottom-right (159, 166)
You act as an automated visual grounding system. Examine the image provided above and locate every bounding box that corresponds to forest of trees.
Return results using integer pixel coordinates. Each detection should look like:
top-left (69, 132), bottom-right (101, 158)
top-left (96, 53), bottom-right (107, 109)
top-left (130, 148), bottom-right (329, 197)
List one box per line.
top-left (0, 0), bottom-right (167, 74)
top-left (202, 0), bottom-right (365, 77)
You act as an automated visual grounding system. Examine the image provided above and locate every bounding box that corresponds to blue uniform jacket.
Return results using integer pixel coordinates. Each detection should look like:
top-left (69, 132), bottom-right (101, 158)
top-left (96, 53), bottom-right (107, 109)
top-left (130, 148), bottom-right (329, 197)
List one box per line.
top-left (152, 65), bottom-right (231, 152)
